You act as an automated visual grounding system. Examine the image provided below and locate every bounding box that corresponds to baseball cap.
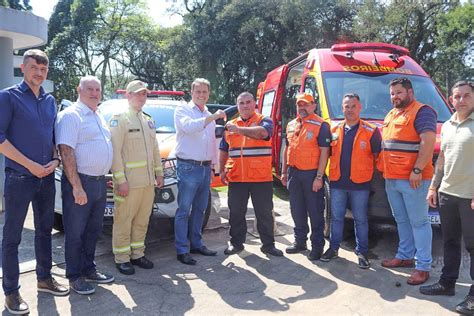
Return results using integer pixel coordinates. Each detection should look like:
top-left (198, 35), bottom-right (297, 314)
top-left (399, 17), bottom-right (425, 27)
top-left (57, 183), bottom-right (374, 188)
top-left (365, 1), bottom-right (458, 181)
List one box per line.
top-left (296, 93), bottom-right (315, 105)
top-left (126, 80), bottom-right (150, 94)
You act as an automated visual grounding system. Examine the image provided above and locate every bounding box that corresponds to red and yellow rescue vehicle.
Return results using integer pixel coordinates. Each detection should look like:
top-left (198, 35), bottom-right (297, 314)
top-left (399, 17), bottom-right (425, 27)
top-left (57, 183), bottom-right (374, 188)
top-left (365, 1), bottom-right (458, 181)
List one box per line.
top-left (256, 42), bottom-right (453, 233)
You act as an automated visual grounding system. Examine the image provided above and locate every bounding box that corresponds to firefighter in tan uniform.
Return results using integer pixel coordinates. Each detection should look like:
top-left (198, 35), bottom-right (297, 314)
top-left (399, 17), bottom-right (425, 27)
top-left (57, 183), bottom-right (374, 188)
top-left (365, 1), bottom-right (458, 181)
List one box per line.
top-left (109, 80), bottom-right (164, 275)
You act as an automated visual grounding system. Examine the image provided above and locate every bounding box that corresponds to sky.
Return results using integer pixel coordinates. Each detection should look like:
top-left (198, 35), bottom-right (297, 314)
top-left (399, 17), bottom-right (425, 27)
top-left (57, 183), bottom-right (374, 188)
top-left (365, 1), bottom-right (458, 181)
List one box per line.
top-left (29, 0), bottom-right (183, 27)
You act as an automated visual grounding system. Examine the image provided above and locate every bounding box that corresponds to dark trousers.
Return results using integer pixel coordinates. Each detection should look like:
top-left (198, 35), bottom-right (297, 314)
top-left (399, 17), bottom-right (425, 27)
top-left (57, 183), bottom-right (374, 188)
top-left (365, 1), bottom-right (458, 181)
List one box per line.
top-left (228, 181), bottom-right (274, 248)
top-left (438, 192), bottom-right (474, 295)
top-left (287, 167), bottom-right (325, 251)
top-left (2, 169), bottom-right (55, 295)
top-left (62, 173), bottom-right (106, 281)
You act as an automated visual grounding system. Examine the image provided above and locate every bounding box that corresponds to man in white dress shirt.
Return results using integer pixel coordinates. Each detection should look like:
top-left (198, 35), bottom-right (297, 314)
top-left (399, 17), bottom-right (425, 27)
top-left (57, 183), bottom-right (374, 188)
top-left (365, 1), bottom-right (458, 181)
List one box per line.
top-left (173, 78), bottom-right (225, 265)
top-left (55, 76), bottom-right (115, 295)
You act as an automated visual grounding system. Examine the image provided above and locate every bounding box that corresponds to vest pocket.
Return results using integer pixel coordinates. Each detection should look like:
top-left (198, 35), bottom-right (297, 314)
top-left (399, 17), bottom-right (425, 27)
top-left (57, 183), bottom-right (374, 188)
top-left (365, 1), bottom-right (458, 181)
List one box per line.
top-left (386, 153), bottom-right (415, 177)
top-left (248, 160), bottom-right (271, 179)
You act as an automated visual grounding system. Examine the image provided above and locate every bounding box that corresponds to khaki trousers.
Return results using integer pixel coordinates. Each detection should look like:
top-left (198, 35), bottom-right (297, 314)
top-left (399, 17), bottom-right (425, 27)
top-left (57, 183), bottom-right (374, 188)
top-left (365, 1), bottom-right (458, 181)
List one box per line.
top-left (112, 185), bottom-right (155, 263)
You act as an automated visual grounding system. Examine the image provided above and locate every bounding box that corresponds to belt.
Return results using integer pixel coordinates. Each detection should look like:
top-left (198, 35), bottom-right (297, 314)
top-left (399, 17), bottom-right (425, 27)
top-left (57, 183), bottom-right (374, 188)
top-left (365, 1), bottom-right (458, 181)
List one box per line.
top-left (78, 173), bottom-right (105, 180)
top-left (177, 157), bottom-right (212, 166)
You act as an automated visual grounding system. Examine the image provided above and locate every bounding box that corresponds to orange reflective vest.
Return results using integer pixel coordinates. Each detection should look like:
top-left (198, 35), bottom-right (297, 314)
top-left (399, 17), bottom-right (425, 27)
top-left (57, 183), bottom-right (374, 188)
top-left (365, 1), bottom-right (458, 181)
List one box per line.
top-left (378, 100), bottom-right (434, 180)
top-left (224, 113), bottom-right (273, 182)
top-left (329, 120), bottom-right (377, 183)
top-left (286, 113), bottom-right (324, 171)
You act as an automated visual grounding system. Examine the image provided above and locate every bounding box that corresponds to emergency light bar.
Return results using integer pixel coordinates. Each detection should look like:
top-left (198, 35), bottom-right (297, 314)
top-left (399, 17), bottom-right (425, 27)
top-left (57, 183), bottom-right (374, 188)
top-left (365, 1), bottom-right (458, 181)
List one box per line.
top-left (331, 42), bottom-right (410, 56)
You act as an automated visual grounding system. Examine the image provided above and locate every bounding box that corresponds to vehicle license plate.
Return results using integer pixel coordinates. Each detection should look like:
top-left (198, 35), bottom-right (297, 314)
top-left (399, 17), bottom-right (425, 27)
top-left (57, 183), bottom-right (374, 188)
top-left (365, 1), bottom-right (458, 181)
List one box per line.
top-left (428, 214), bottom-right (440, 224)
top-left (104, 206), bottom-right (114, 217)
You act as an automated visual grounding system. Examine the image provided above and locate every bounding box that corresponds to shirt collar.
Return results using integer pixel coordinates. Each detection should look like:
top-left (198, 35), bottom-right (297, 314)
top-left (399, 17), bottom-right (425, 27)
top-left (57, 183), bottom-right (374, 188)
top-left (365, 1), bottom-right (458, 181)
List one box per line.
top-left (128, 105), bottom-right (141, 114)
top-left (19, 80), bottom-right (46, 97)
top-left (189, 101), bottom-right (208, 112)
top-left (76, 100), bottom-right (95, 115)
top-left (449, 111), bottom-right (474, 124)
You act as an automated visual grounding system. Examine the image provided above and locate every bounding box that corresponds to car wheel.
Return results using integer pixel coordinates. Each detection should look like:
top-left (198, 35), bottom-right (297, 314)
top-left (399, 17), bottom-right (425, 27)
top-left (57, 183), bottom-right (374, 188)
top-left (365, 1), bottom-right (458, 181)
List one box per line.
top-left (53, 212), bottom-right (64, 232)
top-left (323, 180), bottom-right (331, 238)
top-left (202, 191), bottom-right (212, 230)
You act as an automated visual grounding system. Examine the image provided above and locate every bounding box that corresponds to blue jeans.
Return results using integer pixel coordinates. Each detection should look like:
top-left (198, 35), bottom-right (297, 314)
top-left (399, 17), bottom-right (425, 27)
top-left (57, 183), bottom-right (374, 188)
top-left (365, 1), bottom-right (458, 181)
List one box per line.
top-left (287, 167), bottom-right (325, 250)
top-left (2, 169), bottom-right (55, 295)
top-left (62, 173), bottom-right (106, 281)
top-left (329, 188), bottom-right (369, 255)
top-left (174, 160), bottom-right (211, 255)
top-left (385, 179), bottom-right (432, 271)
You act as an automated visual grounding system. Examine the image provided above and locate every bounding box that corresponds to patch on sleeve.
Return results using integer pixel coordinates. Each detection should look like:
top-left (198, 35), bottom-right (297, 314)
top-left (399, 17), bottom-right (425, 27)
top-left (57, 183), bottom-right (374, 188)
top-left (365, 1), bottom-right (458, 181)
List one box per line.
top-left (148, 120), bottom-right (155, 129)
top-left (110, 120), bottom-right (118, 127)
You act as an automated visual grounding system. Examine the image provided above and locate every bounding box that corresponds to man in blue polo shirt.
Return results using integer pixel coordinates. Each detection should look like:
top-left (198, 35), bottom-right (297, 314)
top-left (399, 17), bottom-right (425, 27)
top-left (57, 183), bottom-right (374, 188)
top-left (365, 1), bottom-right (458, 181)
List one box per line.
top-left (0, 49), bottom-right (69, 315)
top-left (321, 93), bottom-right (381, 269)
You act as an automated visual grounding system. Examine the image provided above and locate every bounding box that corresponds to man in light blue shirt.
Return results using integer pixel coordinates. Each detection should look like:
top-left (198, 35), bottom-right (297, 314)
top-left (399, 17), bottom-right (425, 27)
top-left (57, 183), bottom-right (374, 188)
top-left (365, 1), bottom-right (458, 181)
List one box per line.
top-left (55, 76), bottom-right (114, 295)
top-left (173, 78), bottom-right (225, 265)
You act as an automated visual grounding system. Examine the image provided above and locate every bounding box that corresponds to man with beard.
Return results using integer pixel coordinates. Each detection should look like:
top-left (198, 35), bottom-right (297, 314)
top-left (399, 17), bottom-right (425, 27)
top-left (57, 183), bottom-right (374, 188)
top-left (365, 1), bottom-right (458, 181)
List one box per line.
top-left (378, 77), bottom-right (437, 285)
top-left (281, 93), bottom-right (331, 261)
top-left (420, 81), bottom-right (474, 315)
top-left (0, 49), bottom-right (68, 315)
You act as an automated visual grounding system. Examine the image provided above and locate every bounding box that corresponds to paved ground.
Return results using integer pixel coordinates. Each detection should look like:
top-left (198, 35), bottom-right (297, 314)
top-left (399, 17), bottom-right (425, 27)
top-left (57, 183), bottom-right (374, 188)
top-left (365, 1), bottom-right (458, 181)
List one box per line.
top-left (0, 189), bottom-right (471, 315)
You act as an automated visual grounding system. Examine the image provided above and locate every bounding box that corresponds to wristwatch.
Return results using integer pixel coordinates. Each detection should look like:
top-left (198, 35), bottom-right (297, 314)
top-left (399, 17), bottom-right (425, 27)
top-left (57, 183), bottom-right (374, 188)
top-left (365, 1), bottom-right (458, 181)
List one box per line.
top-left (412, 167), bottom-right (422, 174)
top-left (316, 173), bottom-right (323, 180)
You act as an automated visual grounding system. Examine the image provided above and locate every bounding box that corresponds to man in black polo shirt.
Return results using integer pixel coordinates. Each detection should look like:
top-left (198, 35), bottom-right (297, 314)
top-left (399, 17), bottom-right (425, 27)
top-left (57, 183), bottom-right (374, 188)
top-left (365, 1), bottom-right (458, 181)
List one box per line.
top-left (0, 49), bottom-right (69, 315)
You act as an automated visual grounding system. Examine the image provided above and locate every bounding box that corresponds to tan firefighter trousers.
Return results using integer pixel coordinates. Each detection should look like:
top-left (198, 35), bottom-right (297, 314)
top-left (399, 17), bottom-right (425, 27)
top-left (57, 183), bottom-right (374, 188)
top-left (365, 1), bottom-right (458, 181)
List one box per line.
top-left (112, 185), bottom-right (155, 263)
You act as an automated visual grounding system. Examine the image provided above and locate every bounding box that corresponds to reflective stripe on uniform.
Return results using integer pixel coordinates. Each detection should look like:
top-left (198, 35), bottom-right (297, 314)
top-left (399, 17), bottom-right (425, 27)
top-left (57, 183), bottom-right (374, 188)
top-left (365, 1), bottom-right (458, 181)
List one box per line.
top-left (125, 161), bottom-right (147, 168)
top-left (131, 241), bottom-right (144, 249)
top-left (113, 171), bottom-right (125, 179)
top-left (113, 245), bottom-right (131, 254)
top-left (114, 195), bottom-right (125, 203)
top-left (228, 147), bottom-right (272, 158)
top-left (382, 140), bottom-right (420, 152)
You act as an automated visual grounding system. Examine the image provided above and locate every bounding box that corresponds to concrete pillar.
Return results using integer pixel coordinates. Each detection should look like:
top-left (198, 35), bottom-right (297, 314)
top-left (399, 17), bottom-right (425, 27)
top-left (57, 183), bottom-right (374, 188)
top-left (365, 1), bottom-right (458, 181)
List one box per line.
top-left (0, 37), bottom-right (12, 211)
top-left (0, 37), bottom-right (14, 89)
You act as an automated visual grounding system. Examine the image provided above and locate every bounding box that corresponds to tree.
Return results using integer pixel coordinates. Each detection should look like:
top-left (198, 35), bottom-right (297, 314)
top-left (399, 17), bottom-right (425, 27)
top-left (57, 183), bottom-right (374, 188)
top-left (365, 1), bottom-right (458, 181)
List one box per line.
top-left (435, 2), bottom-right (474, 95)
top-left (167, 0), bottom-right (357, 103)
top-left (352, 1), bottom-right (471, 94)
top-left (46, 0), bottom-right (151, 99)
top-left (0, 0), bottom-right (31, 10)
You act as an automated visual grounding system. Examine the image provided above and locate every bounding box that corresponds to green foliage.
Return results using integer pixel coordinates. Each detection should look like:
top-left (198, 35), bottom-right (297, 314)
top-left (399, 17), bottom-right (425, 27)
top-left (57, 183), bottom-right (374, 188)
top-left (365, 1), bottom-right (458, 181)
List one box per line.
top-left (43, 0), bottom-right (473, 102)
top-left (46, 0), bottom-right (151, 99)
top-left (0, 0), bottom-right (31, 10)
top-left (434, 2), bottom-right (474, 95)
top-left (167, 0), bottom-right (357, 102)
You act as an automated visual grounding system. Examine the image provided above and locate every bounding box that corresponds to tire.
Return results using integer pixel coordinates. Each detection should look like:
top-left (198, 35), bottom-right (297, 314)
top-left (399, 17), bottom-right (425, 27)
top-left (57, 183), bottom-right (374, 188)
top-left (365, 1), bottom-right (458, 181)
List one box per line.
top-left (323, 180), bottom-right (331, 238)
top-left (53, 212), bottom-right (64, 232)
top-left (201, 191), bottom-right (212, 230)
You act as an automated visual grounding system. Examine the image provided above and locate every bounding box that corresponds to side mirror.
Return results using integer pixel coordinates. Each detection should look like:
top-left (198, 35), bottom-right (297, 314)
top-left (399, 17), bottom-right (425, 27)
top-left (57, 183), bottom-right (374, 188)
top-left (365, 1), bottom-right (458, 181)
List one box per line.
top-left (215, 125), bottom-right (225, 138)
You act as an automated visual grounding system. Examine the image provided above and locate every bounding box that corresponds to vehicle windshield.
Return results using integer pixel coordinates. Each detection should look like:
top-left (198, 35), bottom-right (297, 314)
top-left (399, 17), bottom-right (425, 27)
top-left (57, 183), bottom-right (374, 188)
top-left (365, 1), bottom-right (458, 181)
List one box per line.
top-left (322, 72), bottom-right (452, 122)
top-left (99, 100), bottom-right (177, 133)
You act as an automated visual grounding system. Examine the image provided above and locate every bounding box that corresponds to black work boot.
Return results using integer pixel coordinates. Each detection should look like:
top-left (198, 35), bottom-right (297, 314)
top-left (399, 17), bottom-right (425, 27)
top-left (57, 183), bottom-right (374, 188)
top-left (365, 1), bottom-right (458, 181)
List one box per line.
top-left (419, 281), bottom-right (455, 296)
top-left (456, 295), bottom-right (474, 315)
top-left (285, 242), bottom-right (307, 254)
